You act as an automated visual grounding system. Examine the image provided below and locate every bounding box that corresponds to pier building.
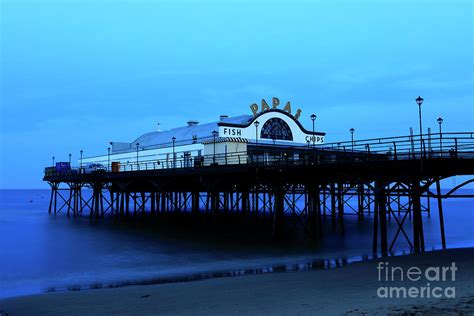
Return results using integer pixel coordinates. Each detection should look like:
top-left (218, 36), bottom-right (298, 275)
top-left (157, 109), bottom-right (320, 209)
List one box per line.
top-left (81, 98), bottom-right (325, 170)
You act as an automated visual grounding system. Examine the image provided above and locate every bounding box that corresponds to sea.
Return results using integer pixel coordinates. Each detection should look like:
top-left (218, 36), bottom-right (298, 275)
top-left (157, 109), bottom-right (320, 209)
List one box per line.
top-left (0, 189), bottom-right (472, 299)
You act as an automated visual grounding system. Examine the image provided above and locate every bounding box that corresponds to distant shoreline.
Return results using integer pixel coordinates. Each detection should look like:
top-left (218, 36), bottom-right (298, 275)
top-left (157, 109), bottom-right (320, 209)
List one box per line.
top-left (2, 248), bottom-right (473, 315)
top-left (34, 252), bottom-right (372, 296)
top-left (0, 248), bottom-right (384, 300)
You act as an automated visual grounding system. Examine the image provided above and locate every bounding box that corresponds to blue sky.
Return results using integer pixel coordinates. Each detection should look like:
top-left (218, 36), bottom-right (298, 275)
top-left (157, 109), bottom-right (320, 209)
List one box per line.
top-left (1, 0), bottom-right (472, 188)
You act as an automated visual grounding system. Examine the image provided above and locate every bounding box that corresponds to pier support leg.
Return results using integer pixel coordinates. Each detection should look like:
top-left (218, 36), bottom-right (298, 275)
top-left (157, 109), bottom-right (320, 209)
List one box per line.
top-left (74, 187), bottom-right (80, 217)
top-left (54, 186), bottom-right (58, 215)
top-left (120, 192), bottom-right (125, 218)
top-left (155, 193), bottom-right (160, 213)
top-left (125, 193), bottom-right (130, 218)
top-left (272, 186), bottom-right (285, 241)
top-left (230, 192), bottom-right (235, 214)
top-left (375, 180), bottom-right (388, 256)
top-left (337, 182), bottom-right (344, 235)
top-left (150, 192), bottom-right (156, 217)
top-left (412, 180), bottom-right (425, 253)
top-left (78, 189), bottom-right (84, 215)
top-left (308, 185), bottom-right (321, 241)
top-left (308, 187), bottom-right (315, 240)
top-left (211, 191), bottom-right (219, 223)
top-left (372, 186), bottom-right (379, 255)
top-left (93, 186), bottom-right (101, 219)
top-left (317, 186), bottom-right (323, 240)
top-left (67, 187), bottom-right (72, 216)
top-left (131, 192), bottom-right (136, 216)
top-left (205, 193), bottom-right (210, 213)
top-left (110, 191), bottom-right (116, 217)
top-left (160, 192), bottom-right (166, 214)
top-left (330, 183), bottom-right (336, 230)
top-left (140, 192), bottom-right (146, 217)
top-left (322, 187), bottom-right (327, 219)
top-left (254, 190), bottom-right (259, 218)
top-left (192, 191), bottom-right (200, 214)
top-left (242, 191), bottom-right (249, 218)
top-left (358, 183), bottom-right (364, 220)
top-left (48, 183), bottom-right (58, 215)
top-left (100, 190), bottom-right (105, 218)
top-left (436, 180), bottom-right (446, 250)
top-left (224, 192), bottom-right (229, 214)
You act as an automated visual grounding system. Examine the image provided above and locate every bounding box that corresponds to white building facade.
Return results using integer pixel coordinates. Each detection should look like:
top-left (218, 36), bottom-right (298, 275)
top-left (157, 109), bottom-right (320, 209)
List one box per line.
top-left (81, 99), bottom-right (326, 171)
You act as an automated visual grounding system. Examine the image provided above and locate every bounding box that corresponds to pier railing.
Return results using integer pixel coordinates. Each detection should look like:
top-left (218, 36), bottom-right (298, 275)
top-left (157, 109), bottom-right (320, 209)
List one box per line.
top-left (322, 132), bottom-right (474, 160)
top-left (45, 132), bottom-right (474, 176)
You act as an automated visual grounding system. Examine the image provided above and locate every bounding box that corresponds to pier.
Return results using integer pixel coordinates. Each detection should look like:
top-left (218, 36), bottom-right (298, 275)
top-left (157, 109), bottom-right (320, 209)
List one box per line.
top-left (44, 131), bottom-right (474, 256)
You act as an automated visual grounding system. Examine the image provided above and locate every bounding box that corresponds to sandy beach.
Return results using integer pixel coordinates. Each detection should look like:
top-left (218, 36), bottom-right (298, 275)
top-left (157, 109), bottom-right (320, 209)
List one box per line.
top-left (1, 248), bottom-right (473, 315)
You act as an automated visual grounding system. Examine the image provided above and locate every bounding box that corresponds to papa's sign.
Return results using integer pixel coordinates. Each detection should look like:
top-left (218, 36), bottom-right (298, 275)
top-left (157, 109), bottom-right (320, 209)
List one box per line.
top-left (250, 97), bottom-right (302, 120)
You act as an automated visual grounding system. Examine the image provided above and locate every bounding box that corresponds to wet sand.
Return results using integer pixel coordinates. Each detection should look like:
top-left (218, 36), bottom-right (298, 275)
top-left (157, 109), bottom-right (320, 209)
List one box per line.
top-left (1, 248), bottom-right (473, 315)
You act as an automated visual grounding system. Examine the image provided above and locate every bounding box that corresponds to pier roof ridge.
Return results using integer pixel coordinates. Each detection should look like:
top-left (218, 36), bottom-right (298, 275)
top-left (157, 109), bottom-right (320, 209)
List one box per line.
top-left (114, 114), bottom-right (253, 150)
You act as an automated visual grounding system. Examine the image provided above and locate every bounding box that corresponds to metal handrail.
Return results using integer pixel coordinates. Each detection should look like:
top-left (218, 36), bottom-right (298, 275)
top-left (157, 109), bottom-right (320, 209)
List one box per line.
top-left (320, 132), bottom-right (473, 148)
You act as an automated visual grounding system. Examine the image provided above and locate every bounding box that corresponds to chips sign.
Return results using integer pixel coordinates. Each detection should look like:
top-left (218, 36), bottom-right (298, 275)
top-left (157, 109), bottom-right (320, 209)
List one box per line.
top-left (250, 98), bottom-right (302, 120)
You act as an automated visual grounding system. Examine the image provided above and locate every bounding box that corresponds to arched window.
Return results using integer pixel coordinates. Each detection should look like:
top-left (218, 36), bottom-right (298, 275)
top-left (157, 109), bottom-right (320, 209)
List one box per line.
top-left (260, 118), bottom-right (293, 141)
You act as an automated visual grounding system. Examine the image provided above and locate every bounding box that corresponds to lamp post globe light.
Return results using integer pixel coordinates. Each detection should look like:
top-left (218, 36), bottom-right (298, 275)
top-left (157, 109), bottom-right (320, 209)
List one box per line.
top-left (437, 117), bottom-right (443, 156)
top-left (254, 121), bottom-right (260, 144)
top-left (415, 96), bottom-right (424, 149)
top-left (415, 96), bottom-right (424, 170)
top-left (212, 130), bottom-right (218, 164)
top-left (68, 153), bottom-right (72, 165)
top-left (80, 150), bottom-right (83, 168)
top-left (109, 142), bottom-right (113, 170)
top-left (107, 147), bottom-right (111, 171)
top-left (310, 114), bottom-right (316, 147)
top-left (254, 121), bottom-right (260, 165)
top-left (136, 142), bottom-right (140, 170)
top-left (350, 128), bottom-right (355, 152)
top-left (171, 137), bottom-right (176, 168)
top-left (52, 156), bottom-right (55, 166)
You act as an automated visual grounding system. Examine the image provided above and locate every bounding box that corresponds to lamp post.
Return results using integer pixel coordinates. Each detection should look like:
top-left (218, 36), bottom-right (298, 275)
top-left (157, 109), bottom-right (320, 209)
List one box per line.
top-left (350, 128), bottom-right (355, 152)
top-left (171, 137), bottom-right (176, 168)
top-left (80, 150), bottom-right (83, 168)
top-left (107, 147), bottom-right (111, 171)
top-left (437, 117), bottom-right (443, 157)
top-left (212, 130), bottom-right (218, 164)
top-left (254, 121), bottom-right (260, 145)
top-left (52, 156), bottom-right (55, 166)
top-left (254, 121), bottom-right (260, 165)
top-left (136, 142), bottom-right (140, 170)
top-left (415, 96), bottom-right (424, 170)
top-left (310, 114), bottom-right (316, 147)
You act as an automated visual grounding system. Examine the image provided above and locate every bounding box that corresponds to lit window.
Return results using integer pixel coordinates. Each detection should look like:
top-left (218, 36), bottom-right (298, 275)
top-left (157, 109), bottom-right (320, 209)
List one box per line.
top-left (260, 118), bottom-right (293, 141)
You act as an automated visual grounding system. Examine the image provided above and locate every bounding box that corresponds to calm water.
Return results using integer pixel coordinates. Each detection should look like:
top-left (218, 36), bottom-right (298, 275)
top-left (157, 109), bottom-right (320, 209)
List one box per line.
top-left (0, 189), bottom-right (472, 299)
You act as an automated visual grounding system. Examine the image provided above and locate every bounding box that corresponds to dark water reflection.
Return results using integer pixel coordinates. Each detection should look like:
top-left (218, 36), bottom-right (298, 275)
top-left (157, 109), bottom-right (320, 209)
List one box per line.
top-left (0, 189), bottom-right (472, 298)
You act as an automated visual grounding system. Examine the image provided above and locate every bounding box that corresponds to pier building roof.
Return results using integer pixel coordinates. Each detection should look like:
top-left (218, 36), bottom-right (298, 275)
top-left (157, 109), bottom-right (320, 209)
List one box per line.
top-left (110, 98), bottom-right (326, 154)
top-left (111, 115), bottom-right (253, 153)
